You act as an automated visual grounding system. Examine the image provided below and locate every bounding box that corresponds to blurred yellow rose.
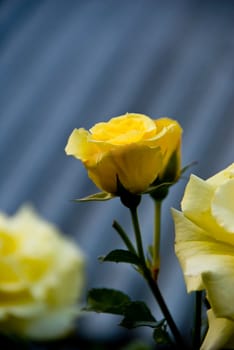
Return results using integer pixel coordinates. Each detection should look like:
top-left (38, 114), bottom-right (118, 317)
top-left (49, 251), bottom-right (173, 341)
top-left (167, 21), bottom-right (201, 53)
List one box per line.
top-left (0, 206), bottom-right (85, 340)
top-left (65, 113), bottom-right (182, 194)
top-left (172, 163), bottom-right (234, 350)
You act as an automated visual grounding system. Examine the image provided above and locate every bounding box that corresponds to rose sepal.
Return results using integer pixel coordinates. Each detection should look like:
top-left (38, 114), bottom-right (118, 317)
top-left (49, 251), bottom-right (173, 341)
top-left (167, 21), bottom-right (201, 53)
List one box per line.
top-left (145, 182), bottom-right (173, 201)
top-left (73, 192), bottom-right (114, 202)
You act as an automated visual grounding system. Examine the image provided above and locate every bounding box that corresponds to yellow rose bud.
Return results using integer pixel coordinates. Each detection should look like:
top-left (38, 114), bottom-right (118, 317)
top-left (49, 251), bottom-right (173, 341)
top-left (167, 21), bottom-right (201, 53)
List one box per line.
top-left (172, 163), bottom-right (234, 349)
top-left (0, 206), bottom-right (85, 340)
top-left (65, 113), bottom-right (182, 194)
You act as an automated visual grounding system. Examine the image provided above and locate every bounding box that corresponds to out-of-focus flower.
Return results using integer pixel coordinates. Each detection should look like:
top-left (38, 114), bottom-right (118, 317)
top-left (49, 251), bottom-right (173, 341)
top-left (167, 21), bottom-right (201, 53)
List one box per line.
top-left (172, 163), bottom-right (234, 350)
top-left (65, 113), bottom-right (182, 195)
top-left (0, 206), bottom-right (85, 340)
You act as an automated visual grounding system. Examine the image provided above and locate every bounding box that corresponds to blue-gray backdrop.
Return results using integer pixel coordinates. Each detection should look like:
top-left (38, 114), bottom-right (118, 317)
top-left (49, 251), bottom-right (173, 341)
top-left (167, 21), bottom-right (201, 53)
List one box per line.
top-left (0, 0), bottom-right (233, 348)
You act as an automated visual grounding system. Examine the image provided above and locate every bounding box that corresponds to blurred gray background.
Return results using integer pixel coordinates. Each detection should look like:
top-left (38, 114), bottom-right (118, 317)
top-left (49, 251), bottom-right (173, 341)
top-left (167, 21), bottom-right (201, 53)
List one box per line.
top-left (0, 0), bottom-right (234, 348)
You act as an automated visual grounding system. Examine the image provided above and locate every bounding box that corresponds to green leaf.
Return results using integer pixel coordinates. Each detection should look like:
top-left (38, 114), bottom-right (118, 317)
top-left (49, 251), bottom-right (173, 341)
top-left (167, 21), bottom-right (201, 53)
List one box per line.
top-left (73, 192), bottom-right (114, 202)
top-left (120, 301), bottom-right (156, 329)
top-left (99, 249), bottom-right (141, 266)
top-left (84, 288), bottom-right (131, 315)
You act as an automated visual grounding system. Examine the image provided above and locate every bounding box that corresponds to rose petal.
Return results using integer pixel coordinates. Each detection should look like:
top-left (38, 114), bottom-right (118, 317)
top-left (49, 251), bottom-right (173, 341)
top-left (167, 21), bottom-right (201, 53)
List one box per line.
top-left (65, 128), bottom-right (101, 164)
top-left (152, 118), bottom-right (182, 175)
top-left (172, 209), bottom-right (210, 242)
top-left (201, 257), bottom-right (234, 320)
top-left (201, 309), bottom-right (234, 350)
top-left (90, 113), bottom-right (156, 144)
top-left (0, 306), bottom-right (79, 340)
top-left (211, 179), bottom-right (234, 233)
top-left (21, 306), bottom-right (79, 339)
top-left (173, 209), bottom-right (234, 295)
top-left (207, 163), bottom-right (234, 187)
top-left (181, 174), bottom-right (234, 245)
top-left (88, 145), bottom-right (163, 194)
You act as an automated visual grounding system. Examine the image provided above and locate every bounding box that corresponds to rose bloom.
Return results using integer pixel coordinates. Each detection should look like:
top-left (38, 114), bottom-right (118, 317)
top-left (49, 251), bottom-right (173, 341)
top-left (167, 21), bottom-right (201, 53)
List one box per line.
top-left (65, 113), bottom-right (182, 194)
top-left (0, 206), bottom-right (85, 340)
top-left (172, 163), bottom-right (234, 350)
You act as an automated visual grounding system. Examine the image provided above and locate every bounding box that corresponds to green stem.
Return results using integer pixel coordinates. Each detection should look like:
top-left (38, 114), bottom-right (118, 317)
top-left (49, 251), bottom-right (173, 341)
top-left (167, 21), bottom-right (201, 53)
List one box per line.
top-left (193, 291), bottom-right (202, 349)
top-left (129, 206), bottom-right (185, 348)
top-left (130, 207), bottom-right (145, 263)
top-left (112, 220), bottom-right (137, 254)
top-left (144, 268), bottom-right (185, 349)
top-left (153, 200), bottom-right (162, 277)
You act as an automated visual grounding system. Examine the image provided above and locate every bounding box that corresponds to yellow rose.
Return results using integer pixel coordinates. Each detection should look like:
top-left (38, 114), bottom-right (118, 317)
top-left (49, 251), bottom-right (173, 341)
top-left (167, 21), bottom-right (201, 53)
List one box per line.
top-left (0, 206), bottom-right (85, 340)
top-left (172, 163), bottom-right (234, 350)
top-left (65, 113), bottom-right (182, 194)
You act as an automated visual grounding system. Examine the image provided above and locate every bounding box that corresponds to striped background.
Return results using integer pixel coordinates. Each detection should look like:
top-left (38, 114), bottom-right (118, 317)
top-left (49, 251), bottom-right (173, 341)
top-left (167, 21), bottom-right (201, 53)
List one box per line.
top-left (0, 0), bottom-right (234, 348)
